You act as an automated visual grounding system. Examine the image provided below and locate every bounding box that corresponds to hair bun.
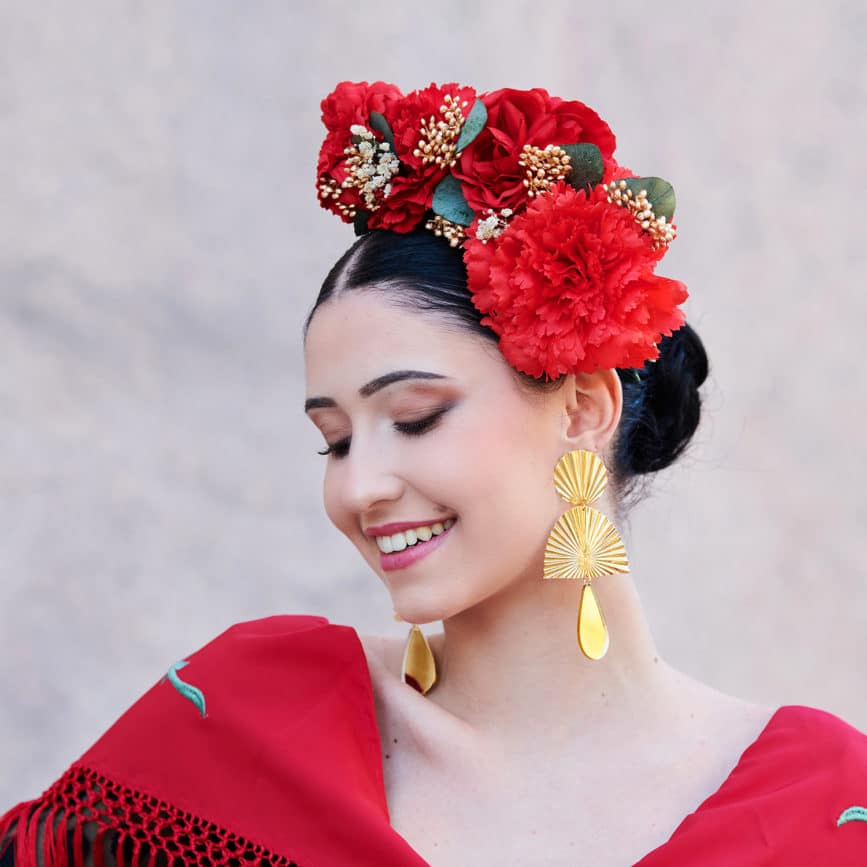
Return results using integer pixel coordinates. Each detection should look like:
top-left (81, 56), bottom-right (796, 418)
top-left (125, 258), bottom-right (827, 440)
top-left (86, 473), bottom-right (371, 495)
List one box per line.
top-left (619, 322), bottom-right (709, 477)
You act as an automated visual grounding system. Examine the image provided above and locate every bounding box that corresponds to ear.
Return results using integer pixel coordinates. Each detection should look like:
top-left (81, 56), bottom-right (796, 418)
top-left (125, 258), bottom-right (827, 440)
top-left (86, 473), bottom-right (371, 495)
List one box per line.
top-left (559, 369), bottom-right (623, 452)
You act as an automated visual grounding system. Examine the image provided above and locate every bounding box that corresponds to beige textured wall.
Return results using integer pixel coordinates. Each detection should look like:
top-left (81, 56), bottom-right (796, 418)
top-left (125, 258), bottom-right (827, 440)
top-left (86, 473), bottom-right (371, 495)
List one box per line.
top-left (2, 1), bottom-right (866, 809)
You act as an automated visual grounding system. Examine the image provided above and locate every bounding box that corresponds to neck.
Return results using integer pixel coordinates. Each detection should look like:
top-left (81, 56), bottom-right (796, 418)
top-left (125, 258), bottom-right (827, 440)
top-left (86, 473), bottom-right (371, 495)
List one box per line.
top-left (422, 567), bottom-right (678, 752)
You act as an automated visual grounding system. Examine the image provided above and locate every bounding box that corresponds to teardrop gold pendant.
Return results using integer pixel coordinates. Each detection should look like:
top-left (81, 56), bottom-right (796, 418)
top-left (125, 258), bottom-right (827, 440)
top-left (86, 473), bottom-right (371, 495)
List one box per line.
top-left (401, 624), bottom-right (438, 695)
top-left (543, 449), bottom-right (629, 661)
top-left (577, 582), bottom-right (609, 660)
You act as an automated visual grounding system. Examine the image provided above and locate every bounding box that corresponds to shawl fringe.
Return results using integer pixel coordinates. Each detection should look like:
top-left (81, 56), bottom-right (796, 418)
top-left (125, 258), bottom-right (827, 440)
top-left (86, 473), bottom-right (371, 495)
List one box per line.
top-left (0, 763), bottom-right (301, 867)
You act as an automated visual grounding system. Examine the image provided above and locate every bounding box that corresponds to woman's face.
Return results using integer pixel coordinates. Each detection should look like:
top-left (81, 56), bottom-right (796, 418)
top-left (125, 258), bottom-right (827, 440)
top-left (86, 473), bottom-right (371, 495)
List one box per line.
top-left (303, 290), bottom-right (587, 623)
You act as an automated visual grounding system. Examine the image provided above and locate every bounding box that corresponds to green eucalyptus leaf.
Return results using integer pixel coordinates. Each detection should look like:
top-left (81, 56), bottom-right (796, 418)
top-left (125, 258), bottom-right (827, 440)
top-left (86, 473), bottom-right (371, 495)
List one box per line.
top-left (455, 99), bottom-right (488, 152)
top-left (354, 210), bottom-right (371, 236)
top-left (621, 177), bottom-right (676, 220)
top-left (432, 175), bottom-right (474, 227)
top-left (368, 111), bottom-right (395, 151)
top-left (560, 143), bottom-right (604, 192)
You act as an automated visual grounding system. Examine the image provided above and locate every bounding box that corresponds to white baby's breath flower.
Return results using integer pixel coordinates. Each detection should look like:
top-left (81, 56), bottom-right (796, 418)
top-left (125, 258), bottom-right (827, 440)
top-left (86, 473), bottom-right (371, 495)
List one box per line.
top-left (342, 125), bottom-right (401, 210)
top-left (474, 209), bottom-right (512, 243)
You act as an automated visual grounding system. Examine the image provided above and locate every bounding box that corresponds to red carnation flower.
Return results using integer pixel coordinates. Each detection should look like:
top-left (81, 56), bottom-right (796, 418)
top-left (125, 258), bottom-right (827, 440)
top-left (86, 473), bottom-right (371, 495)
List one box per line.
top-left (316, 80), bottom-right (404, 222)
top-left (463, 181), bottom-right (688, 378)
top-left (452, 87), bottom-right (618, 214)
top-left (366, 82), bottom-right (478, 233)
top-left (388, 82), bottom-right (477, 172)
top-left (366, 178), bottom-right (431, 232)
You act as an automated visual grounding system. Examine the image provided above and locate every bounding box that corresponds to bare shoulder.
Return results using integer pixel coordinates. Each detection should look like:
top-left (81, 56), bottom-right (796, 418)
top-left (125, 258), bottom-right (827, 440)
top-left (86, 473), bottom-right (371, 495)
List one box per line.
top-left (662, 661), bottom-right (779, 746)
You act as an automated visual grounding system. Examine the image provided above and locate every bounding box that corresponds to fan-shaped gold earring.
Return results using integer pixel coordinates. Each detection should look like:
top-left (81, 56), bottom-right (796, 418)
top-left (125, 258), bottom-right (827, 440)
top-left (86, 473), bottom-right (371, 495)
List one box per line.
top-left (543, 449), bottom-right (629, 660)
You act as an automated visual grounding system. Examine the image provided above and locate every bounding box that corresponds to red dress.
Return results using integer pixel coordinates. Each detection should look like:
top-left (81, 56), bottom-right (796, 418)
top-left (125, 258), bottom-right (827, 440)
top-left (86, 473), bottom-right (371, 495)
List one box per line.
top-left (2, 614), bottom-right (866, 866)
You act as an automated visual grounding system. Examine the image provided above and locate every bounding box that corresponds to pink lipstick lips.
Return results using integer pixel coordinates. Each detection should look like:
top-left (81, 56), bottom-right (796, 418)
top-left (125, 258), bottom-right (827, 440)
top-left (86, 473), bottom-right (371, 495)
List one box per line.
top-left (377, 521), bottom-right (456, 572)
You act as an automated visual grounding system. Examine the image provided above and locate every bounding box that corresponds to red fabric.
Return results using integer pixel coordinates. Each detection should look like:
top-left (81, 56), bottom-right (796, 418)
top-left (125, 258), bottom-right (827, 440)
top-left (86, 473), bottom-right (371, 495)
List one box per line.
top-left (635, 701), bottom-right (867, 864)
top-left (2, 614), bottom-right (866, 866)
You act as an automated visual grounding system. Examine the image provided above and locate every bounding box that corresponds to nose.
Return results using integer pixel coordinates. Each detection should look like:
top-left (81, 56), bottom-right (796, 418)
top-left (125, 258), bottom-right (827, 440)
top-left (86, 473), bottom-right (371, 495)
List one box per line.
top-left (338, 436), bottom-right (404, 516)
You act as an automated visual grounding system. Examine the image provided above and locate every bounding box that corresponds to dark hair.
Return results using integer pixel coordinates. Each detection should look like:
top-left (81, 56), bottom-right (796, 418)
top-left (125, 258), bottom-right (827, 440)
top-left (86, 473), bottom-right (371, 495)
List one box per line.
top-left (304, 228), bottom-right (709, 517)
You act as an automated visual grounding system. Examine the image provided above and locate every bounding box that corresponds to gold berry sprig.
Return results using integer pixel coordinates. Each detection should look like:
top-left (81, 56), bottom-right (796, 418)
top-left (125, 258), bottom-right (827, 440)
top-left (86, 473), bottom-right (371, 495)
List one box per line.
top-left (604, 178), bottom-right (677, 248)
top-left (414, 94), bottom-right (471, 170)
top-left (518, 145), bottom-right (573, 197)
top-left (424, 214), bottom-right (468, 247)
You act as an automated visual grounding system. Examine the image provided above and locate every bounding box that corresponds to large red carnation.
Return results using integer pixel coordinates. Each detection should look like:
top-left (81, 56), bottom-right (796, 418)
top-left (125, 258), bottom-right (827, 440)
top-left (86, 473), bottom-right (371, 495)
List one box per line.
top-left (463, 181), bottom-right (688, 378)
top-left (316, 80), bottom-right (404, 222)
top-left (452, 87), bottom-right (618, 214)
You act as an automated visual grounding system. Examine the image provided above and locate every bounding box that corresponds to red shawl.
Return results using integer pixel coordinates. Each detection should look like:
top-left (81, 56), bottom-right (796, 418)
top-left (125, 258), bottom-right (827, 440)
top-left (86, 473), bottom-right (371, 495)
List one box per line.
top-left (1, 614), bottom-right (866, 866)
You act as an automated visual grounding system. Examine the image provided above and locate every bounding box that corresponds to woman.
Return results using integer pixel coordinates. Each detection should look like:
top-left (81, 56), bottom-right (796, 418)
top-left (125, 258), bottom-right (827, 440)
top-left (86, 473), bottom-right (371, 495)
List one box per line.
top-left (2, 81), bottom-right (866, 867)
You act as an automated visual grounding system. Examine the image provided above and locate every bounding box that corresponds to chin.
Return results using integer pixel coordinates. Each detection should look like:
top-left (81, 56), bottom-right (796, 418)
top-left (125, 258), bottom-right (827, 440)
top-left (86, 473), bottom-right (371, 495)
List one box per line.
top-left (395, 587), bottom-right (486, 627)
top-left (388, 589), bottom-right (451, 626)
top-left (391, 605), bottom-right (443, 627)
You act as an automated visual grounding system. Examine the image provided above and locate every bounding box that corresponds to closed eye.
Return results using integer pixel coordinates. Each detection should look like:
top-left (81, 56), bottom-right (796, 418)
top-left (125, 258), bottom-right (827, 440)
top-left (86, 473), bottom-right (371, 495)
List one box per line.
top-left (316, 406), bottom-right (451, 459)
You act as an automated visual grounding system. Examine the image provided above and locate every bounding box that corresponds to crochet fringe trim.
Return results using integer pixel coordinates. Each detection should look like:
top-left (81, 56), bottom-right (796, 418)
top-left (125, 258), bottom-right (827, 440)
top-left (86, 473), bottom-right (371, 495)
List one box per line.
top-left (0, 763), bottom-right (301, 867)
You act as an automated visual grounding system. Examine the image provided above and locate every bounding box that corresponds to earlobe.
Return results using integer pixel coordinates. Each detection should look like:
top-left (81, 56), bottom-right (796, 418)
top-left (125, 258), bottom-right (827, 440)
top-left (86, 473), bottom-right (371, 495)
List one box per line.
top-left (560, 369), bottom-right (623, 450)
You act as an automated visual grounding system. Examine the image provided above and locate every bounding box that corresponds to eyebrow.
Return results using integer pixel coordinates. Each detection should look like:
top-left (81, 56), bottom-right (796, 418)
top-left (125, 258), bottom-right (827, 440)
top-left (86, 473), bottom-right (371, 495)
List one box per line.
top-left (304, 370), bottom-right (452, 412)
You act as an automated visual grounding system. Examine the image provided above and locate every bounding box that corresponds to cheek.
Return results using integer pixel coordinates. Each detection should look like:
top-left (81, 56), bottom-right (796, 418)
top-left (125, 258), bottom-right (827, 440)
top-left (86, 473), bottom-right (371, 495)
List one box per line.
top-left (456, 448), bottom-right (556, 550)
top-left (476, 472), bottom-right (555, 546)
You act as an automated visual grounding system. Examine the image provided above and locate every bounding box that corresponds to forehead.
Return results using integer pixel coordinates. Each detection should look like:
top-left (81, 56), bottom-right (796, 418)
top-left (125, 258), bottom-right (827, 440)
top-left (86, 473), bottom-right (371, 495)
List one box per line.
top-left (304, 291), bottom-right (499, 384)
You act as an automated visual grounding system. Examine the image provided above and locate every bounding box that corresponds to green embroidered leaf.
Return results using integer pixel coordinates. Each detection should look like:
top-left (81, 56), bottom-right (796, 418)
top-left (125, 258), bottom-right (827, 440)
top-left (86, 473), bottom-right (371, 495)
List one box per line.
top-left (621, 177), bottom-right (677, 221)
top-left (837, 805), bottom-right (867, 826)
top-left (560, 143), bottom-right (604, 192)
top-left (368, 110), bottom-right (395, 151)
top-left (165, 659), bottom-right (207, 719)
top-left (432, 175), bottom-right (474, 227)
top-left (456, 99), bottom-right (488, 152)
top-left (354, 210), bottom-right (370, 236)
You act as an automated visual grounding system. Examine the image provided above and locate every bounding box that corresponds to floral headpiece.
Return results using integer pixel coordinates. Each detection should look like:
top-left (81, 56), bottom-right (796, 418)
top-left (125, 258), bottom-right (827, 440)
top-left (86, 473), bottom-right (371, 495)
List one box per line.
top-left (316, 81), bottom-right (688, 379)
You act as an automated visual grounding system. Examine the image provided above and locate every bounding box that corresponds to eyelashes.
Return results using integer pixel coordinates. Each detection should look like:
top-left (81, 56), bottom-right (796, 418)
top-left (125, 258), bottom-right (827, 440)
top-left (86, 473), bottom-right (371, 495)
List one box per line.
top-left (316, 407), bottom-right (451, 459)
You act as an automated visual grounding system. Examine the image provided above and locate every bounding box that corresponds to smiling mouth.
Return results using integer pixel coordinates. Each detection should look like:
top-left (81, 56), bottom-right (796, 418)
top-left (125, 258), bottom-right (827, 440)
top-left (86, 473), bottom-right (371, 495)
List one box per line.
top-left (376, 518), bottom-right (457, 573)
top-left (374, 517), bottom-right (457, 554)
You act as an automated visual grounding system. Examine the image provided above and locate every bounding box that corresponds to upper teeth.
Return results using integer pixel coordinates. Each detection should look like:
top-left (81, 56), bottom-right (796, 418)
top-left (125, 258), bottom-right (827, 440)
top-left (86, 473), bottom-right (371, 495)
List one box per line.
top-left (376, 518), bottom-right (455, 553)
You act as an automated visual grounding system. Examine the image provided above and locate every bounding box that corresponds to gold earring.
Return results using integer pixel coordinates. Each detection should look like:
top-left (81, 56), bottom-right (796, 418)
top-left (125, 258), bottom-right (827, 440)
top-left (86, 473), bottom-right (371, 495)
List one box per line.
top-left (399, 621), bottom-right (438, 695)
top-left (543, 449), bottom-right (629, 660)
